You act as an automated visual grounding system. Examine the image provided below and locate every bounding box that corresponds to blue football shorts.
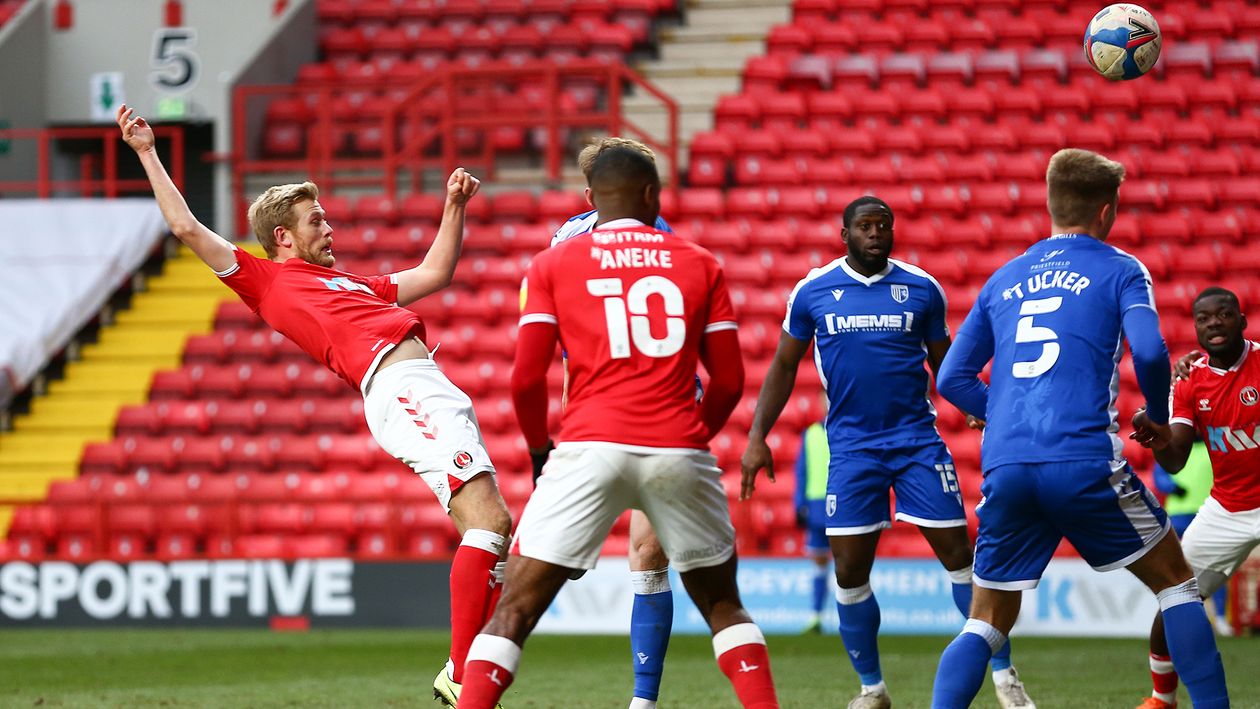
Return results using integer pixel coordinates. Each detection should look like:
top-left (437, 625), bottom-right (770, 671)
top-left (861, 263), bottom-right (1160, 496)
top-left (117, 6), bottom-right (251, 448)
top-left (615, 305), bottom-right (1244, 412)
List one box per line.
top-left (802, 499), bottom-right (829, 551)
top-left (825, 438), bottom-right (967, 536)
top-left (972, 460), bottom-right (1170, 590)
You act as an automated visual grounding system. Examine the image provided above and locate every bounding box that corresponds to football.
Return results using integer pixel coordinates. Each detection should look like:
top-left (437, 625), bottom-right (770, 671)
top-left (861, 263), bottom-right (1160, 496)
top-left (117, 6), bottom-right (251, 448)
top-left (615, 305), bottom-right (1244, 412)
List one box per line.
top-left (1084, 3), bottom-right (1162, 80)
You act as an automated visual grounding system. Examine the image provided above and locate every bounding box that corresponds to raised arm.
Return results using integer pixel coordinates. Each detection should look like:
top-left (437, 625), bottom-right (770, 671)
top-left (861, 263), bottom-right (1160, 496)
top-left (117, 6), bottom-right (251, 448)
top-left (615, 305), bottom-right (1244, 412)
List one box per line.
top-left (393, 168), bottom-right (480, 306)
top-left (740, 331), bottom-right (811, 499)
top-left (117, 105), bottom-right (236, 274)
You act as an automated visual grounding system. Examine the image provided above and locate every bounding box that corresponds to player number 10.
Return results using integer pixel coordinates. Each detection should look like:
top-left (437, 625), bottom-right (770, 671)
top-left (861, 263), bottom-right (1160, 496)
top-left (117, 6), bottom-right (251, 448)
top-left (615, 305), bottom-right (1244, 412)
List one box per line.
top-left (1012, 296), bottom-right (1063, 379)
top-left (587, 276), bottom-right (686, 359)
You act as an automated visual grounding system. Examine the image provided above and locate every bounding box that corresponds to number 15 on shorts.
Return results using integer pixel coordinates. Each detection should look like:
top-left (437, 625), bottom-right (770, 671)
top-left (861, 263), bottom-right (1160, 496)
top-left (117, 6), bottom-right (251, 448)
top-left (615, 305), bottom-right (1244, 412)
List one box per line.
top-left (936, 463), bottom-right (960, 495)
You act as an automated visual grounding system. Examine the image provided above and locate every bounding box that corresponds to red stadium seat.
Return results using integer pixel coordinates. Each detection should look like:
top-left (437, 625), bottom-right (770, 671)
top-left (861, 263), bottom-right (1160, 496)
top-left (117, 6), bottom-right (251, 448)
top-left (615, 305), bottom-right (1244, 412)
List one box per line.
top-left (288, 534), bottom-right (349, 558)
top-left (236, 534), bottom-right (287, 558)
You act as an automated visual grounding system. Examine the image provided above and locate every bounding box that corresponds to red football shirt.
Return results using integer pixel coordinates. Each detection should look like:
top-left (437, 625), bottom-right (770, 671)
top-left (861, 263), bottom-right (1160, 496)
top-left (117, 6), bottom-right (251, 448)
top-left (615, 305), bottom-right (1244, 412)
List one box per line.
top-left (217, 247), bottom-right (425, 393)
top-left (1170, 339), bottom-right (1260, 512)
top-left (519, 222), bottom-right (738, 449)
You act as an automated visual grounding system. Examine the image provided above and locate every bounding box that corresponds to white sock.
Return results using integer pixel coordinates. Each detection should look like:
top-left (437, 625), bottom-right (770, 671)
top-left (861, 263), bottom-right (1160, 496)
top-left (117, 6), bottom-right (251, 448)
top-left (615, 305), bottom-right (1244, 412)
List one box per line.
top-left (628, 698), bottom-right (657, 709)
top-left (992, 667), bottom-right (1016, 687)
top-left (861, 680), bottom-right (887, 695)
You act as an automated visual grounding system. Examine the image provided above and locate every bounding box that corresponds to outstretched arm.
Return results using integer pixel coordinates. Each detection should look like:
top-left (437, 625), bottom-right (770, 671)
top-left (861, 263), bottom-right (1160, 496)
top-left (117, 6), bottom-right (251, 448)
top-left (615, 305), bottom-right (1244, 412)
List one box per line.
top-left (740, 331), bottom-right (811, 499)
top-left (1131, 413), bottom-right (1195, 473)
top-left (117, 105), bottom-right (236, 273)
top-left (393, 168), bottom-right (480, 306)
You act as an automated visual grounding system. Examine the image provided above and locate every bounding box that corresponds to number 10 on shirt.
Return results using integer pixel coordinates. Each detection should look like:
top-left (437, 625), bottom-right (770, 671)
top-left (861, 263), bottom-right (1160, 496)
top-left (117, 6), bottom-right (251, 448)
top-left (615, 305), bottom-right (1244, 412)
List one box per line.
top-left (587, 276), bottom-right (686, 359)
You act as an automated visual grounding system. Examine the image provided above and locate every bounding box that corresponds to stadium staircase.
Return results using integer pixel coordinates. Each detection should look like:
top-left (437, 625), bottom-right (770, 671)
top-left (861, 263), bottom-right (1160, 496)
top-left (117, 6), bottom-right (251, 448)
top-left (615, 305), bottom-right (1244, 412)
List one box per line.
top-left (4, 0), bottom-right (1259, 565)
top-left (623, 0), bottom-right (792, 176)
top-left (0, 245), bottom-right (227, 555)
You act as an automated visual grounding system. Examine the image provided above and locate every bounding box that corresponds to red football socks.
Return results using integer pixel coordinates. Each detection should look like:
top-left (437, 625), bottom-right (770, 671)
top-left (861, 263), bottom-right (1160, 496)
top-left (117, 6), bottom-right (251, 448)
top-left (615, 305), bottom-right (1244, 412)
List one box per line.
top-left (457, 635), bottom-right (521, 709)
top-left (713, 623), bottom-right (779, 709)
top-left (449, 530), bottom-right (505, 683)
top-left (1150, 652), bottom-right (1179, 702)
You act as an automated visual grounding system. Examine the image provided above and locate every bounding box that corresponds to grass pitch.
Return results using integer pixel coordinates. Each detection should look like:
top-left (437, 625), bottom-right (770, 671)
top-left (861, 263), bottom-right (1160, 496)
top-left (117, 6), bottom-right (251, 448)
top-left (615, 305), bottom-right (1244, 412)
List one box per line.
top-left (0, 629), bottom-right (1253, 708)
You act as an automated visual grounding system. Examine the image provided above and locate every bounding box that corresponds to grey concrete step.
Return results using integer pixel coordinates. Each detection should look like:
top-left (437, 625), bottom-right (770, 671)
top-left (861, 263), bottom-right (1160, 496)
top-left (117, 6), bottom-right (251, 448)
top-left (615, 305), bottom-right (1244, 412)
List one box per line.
top-left (678, 5), bottom-right (791, 30)
top-left (640, 60), bottom-right (746, 78)
top-left (687, 0), bottom-right (792, 8)
top-left (658, 38), bottom-right (765, 63)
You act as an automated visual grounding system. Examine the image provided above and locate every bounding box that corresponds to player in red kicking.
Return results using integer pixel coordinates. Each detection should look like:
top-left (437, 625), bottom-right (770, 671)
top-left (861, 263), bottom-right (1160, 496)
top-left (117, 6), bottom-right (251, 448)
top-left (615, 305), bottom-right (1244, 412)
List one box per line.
top-left (1132, 286), bottom-right (1257, 709)
top-left (117, 105), bottom-right (511, 705)
top-left (457, 146), bottom-right (779, 709)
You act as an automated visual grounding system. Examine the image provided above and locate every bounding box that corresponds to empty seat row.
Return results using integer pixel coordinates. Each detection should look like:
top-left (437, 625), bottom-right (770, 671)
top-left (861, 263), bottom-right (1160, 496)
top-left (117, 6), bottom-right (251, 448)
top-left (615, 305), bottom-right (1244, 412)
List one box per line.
top-left (46, 469), bottom-right (471, 505)
top-left (304, 189), bottom-right (584, 227)
top-left (317, 0), bottom-right (671, 30)
top-left (320, 21), bottom-right (643, 63)
top-left (118, 398), bottom-right (366, 436)
top-left (792, 0), bottom-right (1251, 30)
top-left (699, 149), bottom-right (1260, 190)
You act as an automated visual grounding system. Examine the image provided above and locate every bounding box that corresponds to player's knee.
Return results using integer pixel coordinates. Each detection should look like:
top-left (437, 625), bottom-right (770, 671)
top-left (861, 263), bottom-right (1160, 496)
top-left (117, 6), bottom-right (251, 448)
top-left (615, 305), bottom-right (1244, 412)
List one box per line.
top-left (833, 565), bottom-right (871, 589)
top-left (449, 477), bottom-right (512, 537)
top-left (629, 536), bottom-right (668, 570)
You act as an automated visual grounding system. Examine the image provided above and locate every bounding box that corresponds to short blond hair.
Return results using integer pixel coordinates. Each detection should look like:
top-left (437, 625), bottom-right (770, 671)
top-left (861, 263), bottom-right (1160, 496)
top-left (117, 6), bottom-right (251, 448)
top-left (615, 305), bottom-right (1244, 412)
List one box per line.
top-left (577, 137), bottom-right (656, 179)
top-left (1045, 149), bottom-right (1126, 227)
top-left (247, 181), bottom-right (319, 258)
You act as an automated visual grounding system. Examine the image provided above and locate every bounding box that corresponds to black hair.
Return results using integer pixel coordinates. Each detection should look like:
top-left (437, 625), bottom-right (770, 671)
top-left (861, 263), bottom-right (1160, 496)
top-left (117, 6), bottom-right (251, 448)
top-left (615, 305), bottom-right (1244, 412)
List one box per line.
top-left (587, 145), bottom-right (660, 192)
top-left (1194, 286), bottom-right (1240, 310)
top-left (842, 196), bottom-right (894, 229)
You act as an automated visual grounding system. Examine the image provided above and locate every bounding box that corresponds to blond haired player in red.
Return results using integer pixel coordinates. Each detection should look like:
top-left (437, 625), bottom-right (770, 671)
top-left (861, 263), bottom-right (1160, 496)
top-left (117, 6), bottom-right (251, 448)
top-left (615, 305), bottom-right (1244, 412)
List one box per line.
top-left (1132, 286), bottom-right (1259, 709)
top-left (117, 105), bottom-right (511, 706)
top-left (456, 147), bottom-right (778, 708)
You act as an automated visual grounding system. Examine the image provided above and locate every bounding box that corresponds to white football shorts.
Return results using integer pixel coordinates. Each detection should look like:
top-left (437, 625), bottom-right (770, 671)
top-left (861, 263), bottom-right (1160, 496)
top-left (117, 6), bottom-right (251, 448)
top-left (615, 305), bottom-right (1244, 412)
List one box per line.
top-left (512, 443), bottom-right (735, 572)
top-left (363, 358), bottom-right (495, 511)
top-left (1181, 496), bottom-right (1260, 588)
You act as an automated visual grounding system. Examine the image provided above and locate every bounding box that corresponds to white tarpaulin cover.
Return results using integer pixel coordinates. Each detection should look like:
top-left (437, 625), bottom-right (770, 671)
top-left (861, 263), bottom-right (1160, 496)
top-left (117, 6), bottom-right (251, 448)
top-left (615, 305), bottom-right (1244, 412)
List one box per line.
top-left (0, 199), bottom-right (166, 406)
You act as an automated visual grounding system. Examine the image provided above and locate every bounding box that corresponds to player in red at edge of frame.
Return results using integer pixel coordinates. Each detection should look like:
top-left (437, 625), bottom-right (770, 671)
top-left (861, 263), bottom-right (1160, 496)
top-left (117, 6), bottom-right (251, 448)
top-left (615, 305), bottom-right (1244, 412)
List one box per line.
top-left (455, 146), bottom-right (780, 708)
top-left (116, 105), bottom-right (512, 706)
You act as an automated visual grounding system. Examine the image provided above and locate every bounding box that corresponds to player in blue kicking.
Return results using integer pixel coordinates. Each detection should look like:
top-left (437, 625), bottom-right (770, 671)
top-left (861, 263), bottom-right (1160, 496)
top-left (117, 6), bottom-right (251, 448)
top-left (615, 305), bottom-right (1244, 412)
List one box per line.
top-left (543, 137), bottom-right (675, 709)
top-left (741, 196), bottom-right (1034, 709)
top-left (930, 149), bottom-right (1229, 709)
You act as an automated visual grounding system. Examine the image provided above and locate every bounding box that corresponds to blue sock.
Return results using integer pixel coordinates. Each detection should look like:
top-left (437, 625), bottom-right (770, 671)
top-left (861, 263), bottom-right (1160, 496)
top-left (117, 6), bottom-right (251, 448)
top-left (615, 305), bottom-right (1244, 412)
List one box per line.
top-left (1160, 581), bottom-right (1229, 709)
top-left (836, 585), bottom-right (883, 686)
top-left (932, 619), bottom-right (1003, 709)
top-left (949, 569), bottom-right (1012, 672)
top-left (630, 570), bottom-right (673, 701)
top-left (811, 564), bottom-right (828, 616)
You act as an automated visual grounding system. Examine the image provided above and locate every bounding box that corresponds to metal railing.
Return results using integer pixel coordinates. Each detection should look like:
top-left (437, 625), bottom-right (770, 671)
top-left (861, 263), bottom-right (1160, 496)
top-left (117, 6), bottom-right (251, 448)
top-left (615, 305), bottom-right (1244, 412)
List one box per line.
top-left (231, 59), bottom-right (679, 234)
top-left (0, 126), bottom-right (184, 197)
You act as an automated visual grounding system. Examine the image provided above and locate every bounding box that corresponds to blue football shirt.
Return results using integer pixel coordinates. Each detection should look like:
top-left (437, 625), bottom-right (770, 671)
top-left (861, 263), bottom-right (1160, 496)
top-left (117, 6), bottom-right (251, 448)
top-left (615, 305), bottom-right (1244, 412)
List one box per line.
top-left (943, 234), bottom-right (1165, 470)
top-left (784, 257), bottom-right (951, 449)
top-left (551, 209), bottom-right (671, 246)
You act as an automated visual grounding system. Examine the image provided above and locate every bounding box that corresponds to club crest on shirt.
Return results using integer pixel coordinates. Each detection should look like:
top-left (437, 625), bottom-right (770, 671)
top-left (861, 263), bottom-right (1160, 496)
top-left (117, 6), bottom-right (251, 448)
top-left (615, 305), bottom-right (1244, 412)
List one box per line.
top-left (825, 494), bottom-right (837, 517)
top-left (890, 284), bottom-right (909, 303)
top-left (453, 450), bottom-right (474, 469)
top-left (1241, 387), bottom-right (1259, 407)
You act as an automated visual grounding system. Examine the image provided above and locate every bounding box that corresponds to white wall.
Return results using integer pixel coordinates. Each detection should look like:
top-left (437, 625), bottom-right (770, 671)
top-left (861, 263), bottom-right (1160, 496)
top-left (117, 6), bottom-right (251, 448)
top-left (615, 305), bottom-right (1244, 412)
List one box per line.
top-left (43, 0), bottom-right (313, 125)
top-left (0, 1), bottom-right (48, 184)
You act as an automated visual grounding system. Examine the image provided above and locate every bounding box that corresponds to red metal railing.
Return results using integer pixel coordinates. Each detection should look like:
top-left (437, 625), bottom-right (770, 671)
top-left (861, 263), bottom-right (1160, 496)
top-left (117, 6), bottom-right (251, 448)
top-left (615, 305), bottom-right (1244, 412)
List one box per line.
top-left (232, 60), bottom-right (678, 235)
top-left (0, 126), bottom-right (184, 198)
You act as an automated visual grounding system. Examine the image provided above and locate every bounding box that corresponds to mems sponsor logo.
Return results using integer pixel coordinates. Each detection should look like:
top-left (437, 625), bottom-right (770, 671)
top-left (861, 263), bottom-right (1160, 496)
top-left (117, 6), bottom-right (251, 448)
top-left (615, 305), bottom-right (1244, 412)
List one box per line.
top-left (0, 560), bottom-right (354, 621)
top-left (823, 312), bottom-right (915, 334)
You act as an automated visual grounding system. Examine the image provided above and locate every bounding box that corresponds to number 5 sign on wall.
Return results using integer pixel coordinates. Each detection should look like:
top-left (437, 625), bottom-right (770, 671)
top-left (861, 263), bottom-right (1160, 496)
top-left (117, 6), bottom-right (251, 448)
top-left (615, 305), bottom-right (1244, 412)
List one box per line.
top-left (150, 27), bottom-right (200, 94)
